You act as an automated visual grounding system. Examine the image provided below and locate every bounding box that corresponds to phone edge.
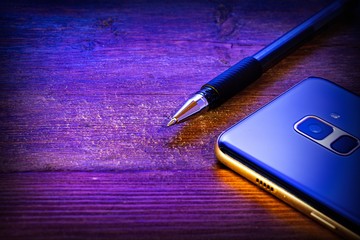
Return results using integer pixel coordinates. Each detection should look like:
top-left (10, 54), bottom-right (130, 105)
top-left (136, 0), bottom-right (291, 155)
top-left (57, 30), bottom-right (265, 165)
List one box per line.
top-left (215, 136), bottom-right (360, 240)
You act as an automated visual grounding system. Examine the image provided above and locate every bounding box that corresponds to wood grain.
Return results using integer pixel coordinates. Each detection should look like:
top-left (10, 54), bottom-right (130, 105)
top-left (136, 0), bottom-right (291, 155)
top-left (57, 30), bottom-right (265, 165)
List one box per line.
top-left (0, 0), bottom-right (359, 172)
top-left (0, 0), bottom-right (359, 239)
top-left (0, 170), bottom-right (339, 240)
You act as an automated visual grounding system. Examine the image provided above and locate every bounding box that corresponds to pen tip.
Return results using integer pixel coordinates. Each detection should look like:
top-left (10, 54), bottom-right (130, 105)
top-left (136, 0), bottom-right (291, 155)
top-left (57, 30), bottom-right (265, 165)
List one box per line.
top-left (167, 118), bottom-right (177, 127)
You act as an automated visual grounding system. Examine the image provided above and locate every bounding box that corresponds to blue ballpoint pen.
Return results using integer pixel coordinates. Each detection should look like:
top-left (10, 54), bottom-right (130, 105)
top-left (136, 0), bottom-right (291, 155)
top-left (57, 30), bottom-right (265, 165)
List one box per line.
top-left (167, 0), bottom-right (353, 127)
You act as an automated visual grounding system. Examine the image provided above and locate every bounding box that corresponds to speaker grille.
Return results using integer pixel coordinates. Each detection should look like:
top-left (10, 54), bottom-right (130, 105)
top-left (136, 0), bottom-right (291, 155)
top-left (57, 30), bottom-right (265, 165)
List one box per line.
top-left (256, 178), bottom-right (274, 192)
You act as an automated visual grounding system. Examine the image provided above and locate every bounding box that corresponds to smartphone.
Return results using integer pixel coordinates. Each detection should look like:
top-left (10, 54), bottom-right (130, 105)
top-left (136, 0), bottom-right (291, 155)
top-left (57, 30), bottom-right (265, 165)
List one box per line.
top-left (215, 77), bottom-right (360, 239)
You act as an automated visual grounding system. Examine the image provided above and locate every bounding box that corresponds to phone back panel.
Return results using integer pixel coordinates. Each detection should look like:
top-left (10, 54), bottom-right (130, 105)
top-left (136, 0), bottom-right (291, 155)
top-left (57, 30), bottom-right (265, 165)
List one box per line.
top-left (218, 77), bottom-right (360, 227)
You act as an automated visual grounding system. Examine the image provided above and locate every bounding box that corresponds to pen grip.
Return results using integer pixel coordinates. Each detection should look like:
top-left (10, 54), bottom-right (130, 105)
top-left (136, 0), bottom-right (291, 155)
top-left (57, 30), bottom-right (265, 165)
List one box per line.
top-left (202, 57), bottom-right (262, 103)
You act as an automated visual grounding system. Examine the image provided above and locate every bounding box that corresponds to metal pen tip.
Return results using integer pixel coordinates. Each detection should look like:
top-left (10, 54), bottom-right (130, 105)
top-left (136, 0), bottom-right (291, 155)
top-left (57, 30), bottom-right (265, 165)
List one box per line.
top-left (167, 118), bottom-right (178, 127)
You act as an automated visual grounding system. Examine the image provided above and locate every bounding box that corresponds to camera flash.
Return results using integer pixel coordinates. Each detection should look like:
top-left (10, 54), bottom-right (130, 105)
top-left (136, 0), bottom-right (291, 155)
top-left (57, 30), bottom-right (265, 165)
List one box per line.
top-left (330, 113), bottom-right (341, 119)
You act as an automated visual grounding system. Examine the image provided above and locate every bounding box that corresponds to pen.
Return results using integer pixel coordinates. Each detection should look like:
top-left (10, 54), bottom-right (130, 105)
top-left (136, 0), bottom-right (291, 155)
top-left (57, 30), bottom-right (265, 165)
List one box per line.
top-left (167, 0), bottom-right (353, 127)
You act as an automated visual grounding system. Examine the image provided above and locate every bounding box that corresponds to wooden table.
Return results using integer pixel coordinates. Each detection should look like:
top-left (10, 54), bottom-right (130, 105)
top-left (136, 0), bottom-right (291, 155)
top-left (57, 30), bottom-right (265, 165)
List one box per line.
top-left (1, 0), bottom-right (359, 239)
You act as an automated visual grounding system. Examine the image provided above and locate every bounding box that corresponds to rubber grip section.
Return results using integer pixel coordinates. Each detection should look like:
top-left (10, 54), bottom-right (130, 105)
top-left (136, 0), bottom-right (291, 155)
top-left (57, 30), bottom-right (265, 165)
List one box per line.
top-left (202, 57), bottom-right (262, 101)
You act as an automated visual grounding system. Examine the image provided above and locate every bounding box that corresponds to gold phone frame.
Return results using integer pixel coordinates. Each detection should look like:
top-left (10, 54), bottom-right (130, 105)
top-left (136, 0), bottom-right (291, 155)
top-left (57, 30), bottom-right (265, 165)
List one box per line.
top-left (215, 138), bottom-right (359, 240)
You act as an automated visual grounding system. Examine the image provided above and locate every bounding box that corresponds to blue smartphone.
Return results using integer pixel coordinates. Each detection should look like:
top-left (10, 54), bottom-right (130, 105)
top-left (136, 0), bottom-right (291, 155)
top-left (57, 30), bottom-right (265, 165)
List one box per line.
top-left (215, 77), bottom-right (360, 239)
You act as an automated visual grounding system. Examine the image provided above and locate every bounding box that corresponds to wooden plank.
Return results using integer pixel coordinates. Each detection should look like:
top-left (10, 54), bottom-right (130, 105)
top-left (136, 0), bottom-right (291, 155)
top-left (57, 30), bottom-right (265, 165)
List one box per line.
top-left (0, 170), bottom-right (340, 239)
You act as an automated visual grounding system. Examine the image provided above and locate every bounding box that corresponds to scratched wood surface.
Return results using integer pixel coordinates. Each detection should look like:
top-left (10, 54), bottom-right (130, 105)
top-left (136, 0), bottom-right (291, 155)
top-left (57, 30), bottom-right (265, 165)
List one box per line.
top-left (0, 0), bottom-right (359, 239)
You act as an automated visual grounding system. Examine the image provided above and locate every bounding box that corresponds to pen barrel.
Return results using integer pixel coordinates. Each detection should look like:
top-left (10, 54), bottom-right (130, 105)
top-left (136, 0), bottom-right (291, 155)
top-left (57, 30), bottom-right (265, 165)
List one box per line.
top-left (202, 57), bottom-right (262, 104)
top-left (253, 0), bottom-right (352, 71)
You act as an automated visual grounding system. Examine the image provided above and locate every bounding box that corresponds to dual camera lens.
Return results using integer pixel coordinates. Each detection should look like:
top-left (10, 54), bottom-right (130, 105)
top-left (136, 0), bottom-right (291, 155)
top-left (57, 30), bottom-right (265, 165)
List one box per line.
top-left (295, 116), bottom-right (359, 155)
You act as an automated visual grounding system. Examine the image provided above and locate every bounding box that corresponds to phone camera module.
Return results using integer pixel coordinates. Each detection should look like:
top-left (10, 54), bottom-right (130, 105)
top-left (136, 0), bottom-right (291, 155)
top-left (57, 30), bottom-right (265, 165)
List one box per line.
top-left (296, 117), bottom-right (333, 140)
top-left (295, 116), bottom-right (360, 156)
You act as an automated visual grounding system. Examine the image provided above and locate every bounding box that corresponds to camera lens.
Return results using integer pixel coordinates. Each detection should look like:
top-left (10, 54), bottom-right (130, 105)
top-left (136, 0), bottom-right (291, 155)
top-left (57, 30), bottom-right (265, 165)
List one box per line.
top-left (308, 124), bottom-right (322, 134)
top-left (296, 116), bottom-right (333, 140)
top-left (331, 135), bottom-right (359, 154)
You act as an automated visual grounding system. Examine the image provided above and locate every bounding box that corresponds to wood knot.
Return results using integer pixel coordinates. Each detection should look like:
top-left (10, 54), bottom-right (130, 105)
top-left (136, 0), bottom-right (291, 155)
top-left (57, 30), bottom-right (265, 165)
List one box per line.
top-left (97, 17), bottom-right (115, 28)
top-left (214, 4), bottom-right (231, 25)
top-left (214, 4), bottom-right (237, 37)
